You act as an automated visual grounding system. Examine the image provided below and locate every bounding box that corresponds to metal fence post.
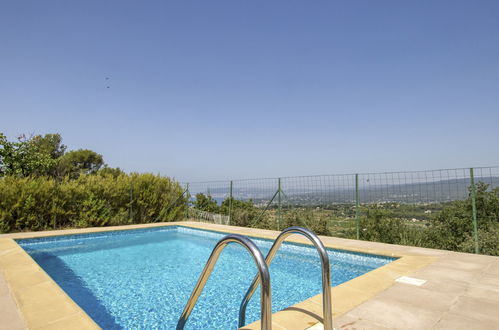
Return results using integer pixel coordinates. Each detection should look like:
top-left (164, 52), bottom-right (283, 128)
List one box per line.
top-left (229, 181), bottom-right (233, 225)
top-left (129, 181), bottom-right (133, 222)
top-left (355, 173), bottom-right (360, 240)
top-left (185, 183), bottom-right (190, 220)
top-left (469, 168), bottom-right (479, 254)
top-left (52, 180), bottom-right (57, 229)
top-left (277, 178), bottom-right (282, 231)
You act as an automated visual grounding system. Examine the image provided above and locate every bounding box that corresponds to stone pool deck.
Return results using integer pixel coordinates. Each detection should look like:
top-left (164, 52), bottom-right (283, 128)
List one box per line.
top-left (1, 221), bottom-right (498, 329)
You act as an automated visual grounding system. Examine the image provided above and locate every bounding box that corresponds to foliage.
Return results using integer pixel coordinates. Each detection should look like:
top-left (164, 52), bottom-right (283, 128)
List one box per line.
top-left (2, 133), bottom-right (497, 256)
top-left (193, 193), bottom-right (219, 213)
top-left (189, 182), bottom-right (498, 256)
top-left (0, 133), bottom-right (58, 177)
top-left (0, 133), bottom-right (104, 179)
top-left (354, 206), bottom-right (428, 247)
top-left (98, 166), bottom-right (125, 178)
top-left (359, 207), bottom-right (404, 244)
top-left (429, 183), bottom-right (499, 255)
top-left (282, 208), bottom-right (331, 236)
top-left (0, 173), bottom-right (186, 233)
top-left (31, 133), bottom-right (67, 159)
top-left (55, 149), bottom-right (104, 179)
top-left (222, 198), bottom-right (260, 228)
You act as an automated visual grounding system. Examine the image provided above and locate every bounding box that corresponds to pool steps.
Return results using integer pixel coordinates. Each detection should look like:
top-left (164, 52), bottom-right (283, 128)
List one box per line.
top-left (238, 226), bottom-right (333, 330)
top-left (176, 234), bottom-right (272, 330)
top-left (177, 226), bottom-right (333, 330)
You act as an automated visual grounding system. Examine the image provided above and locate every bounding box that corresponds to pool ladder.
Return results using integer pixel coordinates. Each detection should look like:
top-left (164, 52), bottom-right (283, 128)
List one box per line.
top-left (176, 227), bottom-right (333, 330)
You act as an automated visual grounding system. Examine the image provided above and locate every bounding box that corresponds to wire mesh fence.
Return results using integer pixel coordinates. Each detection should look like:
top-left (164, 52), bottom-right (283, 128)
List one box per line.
top-left (181, 166), bottom-right (499, 256)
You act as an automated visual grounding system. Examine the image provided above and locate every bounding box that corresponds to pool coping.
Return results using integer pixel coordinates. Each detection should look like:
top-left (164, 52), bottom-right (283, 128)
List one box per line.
top-left (0, 222), bottom-right (437, 329)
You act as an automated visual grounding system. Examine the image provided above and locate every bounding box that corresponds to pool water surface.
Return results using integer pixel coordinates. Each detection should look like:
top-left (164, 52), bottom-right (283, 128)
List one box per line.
top-left (17, 226), bottom-right (395, 329)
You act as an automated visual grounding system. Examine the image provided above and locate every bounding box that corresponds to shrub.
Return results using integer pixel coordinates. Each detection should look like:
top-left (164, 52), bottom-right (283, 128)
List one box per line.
top-left (0, 173), bottom-right (186, 233)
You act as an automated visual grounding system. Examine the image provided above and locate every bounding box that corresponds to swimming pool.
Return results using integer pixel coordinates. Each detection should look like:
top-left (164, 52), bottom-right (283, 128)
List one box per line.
top-left (17, 226), bottom-right (395, 329)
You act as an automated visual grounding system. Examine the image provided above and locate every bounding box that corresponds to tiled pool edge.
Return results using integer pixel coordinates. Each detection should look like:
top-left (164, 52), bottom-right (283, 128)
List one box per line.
top-left (0, 222), bottom-right (436, 329)
top-left (0, 238), bottom-right (100, 329)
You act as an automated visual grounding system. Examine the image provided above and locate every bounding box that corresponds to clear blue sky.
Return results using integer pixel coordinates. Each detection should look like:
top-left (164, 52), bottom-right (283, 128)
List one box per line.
top-left (1, 1), bottom-right (498, 181)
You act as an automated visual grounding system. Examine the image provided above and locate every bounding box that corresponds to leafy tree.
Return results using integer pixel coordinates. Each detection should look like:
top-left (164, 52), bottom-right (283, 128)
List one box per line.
top-left (359, 207), bottom-right (406, 244)
top-left (0, 133), bottom-right (57, 177)
top-left (194, 193), bottom-right (220, 213)
top-left (55, 149), bottom-right (104, 179)
top-left (31, 133), bottom-right (66, 159)
top-left (283, 209), bottom-right (311, 229)
top-left (281, 208), bottom-right (331, 235)
top-left (99, 166), bottom-right (124, 178)
top-left (429, 182), bottom-right (499, 255)
top-left (311, 215), bottom-right (331, 236)
top-left (0, 133), bottom-right (10, 176)
top-left (0, 133), bottom-right (105, 180)
top-left (220, 197), bottom-right (259, 227)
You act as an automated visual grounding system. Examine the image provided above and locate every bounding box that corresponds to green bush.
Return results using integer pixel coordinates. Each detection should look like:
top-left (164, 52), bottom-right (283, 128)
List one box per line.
top-left (221, 198), bottom-right (260, 228)
top-left (282, 208), bottom-right (331, 236)
top-left (188, 185), bottom-right (499, 256)
top-left (428, 183), bottom-right (499, 255)
top-left (0, 173), bottom-right (186, 233)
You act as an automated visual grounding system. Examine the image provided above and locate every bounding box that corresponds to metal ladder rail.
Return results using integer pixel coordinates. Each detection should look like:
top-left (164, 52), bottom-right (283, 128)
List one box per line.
top-left (238, 227), bottom-right (332, 330)
top-left (176, 234), bottom-right (272, 330)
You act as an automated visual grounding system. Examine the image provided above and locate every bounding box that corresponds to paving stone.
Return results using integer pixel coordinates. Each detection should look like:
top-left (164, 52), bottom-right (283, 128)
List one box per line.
top-left (411, 265), bottom-right (478, 284)
top-left (334, 314), bottom-right (391, 329)
top-left (433, 312), bottom-right (499, 330)
top-left (416, 276), bottom-right (468, 296)
top-left (348, 297), bottom-right (443, 329)
top-left (449, 296), bottom-right (499, 323)
top-left (484, 263), bottom-right (499, 275)
top-left (0, 292), bottom-right (25, 330)
top-left (431, 258), bottom-right (489, 272)
top-left (370, 283), bottom-right (458, 312)
top-left (476, 273), bottom-right (499, 287)
top-left (465, 284), bottom-right (499, 303)
top-left (0, 274), bottom-right (10, 297)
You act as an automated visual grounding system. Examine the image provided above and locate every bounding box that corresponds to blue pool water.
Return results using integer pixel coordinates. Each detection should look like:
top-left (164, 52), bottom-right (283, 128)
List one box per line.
top-left (17, 226), bottom-right (395, 329)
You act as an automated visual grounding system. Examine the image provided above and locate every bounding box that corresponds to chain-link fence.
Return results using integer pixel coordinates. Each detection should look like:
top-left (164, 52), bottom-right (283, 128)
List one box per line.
top-left (181, 167), bottom-right (499, 256)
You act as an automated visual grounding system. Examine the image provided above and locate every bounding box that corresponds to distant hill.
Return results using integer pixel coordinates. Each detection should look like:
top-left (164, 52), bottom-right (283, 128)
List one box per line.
top-left (188, 176), bottom-right (499, 206)
top-left (284, 176), bottom-right (499, 205)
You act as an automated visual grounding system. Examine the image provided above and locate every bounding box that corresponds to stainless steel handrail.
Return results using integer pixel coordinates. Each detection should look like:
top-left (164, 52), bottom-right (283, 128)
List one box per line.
top-left (238, 226), bottom-right (332, 330)
top-left (176, 234), bottom-right (272, 330)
